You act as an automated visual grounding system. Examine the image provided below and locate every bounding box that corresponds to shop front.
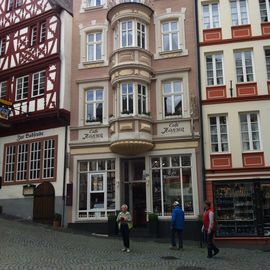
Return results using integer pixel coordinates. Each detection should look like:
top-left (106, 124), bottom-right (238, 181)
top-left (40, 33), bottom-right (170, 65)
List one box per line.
top-left (70, 146), bottom-right (201, 239)
top-left (213, 180), bottom-right (270, 238)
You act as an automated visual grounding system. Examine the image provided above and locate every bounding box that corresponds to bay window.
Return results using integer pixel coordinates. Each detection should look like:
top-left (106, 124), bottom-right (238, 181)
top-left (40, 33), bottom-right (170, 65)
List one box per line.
top-left (163, 80), bottom-right (183, 117)
top-left (85, 89), bottom-right (103, 123)
top-left (120, 20), bottom-right (147, 49)
top-left (151, 155), bottom-right (194, 216)
top-left (78, 159), bottom-right (116, 219)
top-left (120, 82), bottom-right (148, 115)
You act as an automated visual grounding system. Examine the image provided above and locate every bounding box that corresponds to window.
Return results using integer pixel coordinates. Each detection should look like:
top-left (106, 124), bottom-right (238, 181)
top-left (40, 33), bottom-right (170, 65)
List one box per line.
top-left (0, 38), bottom-right (6, 57)
top-left (4, 137), bottom-right (57, 183)
top-left (230, 0), bottom-right (249, 26)
top-left (203, 3), bottom-right (220, 29)
top-left (85, 89), bottom-right (103, 123)
top-left (86, 0), bottom-right (102, 7)
top-left (15, 0), bottom-right (22, 8)
top-left (120, 82), bottom-right (148, 115)
top-left (206, 53), bottom-right (224, 86)
top-left (7, 0), bottom-right (14, 11)
top-left (265, 49), bottom-right (270, 80)
top-left (121, 82), bottom-right (134, 114)
top-left (30, 25), bottom-right (37, 46)
top-left (87, 32), bottom-right (102, 62)
top-left (151, 155), bottom-right (194, 216)
top-left (209, 116), bottom-right (229, 152)
top-left (234, 50), bottom-right (254, 83)
top-left (16, 75), bottom-right (29, 101)
top-left (163, 80), bottom-right (183, 117)
top-left (120, 20), bottom-right (146, 49)
top-left (0, 81), bottom-right (7, 99)
top-left (162, 21), bottom-right (179, 52)
top-left (78, 159), bottom-right (116, 218)
top-left (17, 144), bottom-right (28, 181)
top-left (40, 22), bottom-right (46, 43)
top-left (32, 71), bottom-right (46, 97)
top-left (260, 0), bottom-right (270, 22)
top-left (240, 113), bottom-right (261, 151)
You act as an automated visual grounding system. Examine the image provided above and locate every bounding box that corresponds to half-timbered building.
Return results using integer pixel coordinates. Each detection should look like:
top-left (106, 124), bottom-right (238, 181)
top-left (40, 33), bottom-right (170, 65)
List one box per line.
top-left (0, 0), bottom-right (72, 222)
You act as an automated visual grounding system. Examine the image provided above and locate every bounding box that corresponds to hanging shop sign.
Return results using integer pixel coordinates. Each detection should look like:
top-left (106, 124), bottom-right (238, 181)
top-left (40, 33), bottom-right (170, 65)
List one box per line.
top-left (0, 106), bottom-right (10, 120)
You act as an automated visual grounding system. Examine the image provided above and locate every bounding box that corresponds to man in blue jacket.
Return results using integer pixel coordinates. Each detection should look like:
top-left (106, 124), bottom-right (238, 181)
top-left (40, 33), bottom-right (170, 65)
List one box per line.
top-left (170, 201), bottom-right (185, 250)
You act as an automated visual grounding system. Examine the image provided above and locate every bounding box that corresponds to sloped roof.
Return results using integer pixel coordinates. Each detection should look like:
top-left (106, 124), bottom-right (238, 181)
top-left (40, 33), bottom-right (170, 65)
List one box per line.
top-left (49, 0), bottom-right (73, 15)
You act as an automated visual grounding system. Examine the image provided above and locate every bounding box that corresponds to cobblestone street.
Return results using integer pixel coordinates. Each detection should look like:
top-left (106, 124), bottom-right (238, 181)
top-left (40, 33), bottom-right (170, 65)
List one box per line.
top-left (0, 216), bottom-right (269, 270)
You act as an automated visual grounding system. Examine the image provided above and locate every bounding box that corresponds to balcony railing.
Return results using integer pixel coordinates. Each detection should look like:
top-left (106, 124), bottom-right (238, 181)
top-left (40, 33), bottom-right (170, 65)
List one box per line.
top-left (107, 0), bottom-right (153, 10)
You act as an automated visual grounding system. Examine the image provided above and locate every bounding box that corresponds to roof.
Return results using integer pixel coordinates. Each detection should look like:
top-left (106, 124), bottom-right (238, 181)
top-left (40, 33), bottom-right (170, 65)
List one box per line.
top-left (49, 0), bottom-right (73, 15)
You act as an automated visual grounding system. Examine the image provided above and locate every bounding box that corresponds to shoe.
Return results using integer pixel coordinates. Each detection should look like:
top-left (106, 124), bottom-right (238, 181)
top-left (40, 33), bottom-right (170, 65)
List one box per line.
top-left (207, 255), bottom-right (213, 259)
top-left (126, 249), bottom-right (130, 253)
top-left (121, 248), bottom-right (126, 252)
top-left (170, 246), bottom-right (177, 250)
top-left (213, 249), bottom-right (219, 257)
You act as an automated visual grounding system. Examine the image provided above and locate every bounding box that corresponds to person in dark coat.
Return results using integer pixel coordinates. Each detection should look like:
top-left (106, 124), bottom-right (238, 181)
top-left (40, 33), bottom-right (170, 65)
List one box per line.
top-left (202, 200), bottom-right (219, 258)
top-left (170, 201), bottom-right (185, 250)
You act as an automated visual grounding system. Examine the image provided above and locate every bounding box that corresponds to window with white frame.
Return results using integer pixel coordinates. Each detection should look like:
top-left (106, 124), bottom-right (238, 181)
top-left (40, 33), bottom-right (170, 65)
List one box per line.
top-left (15, 0), bottom-right (22, 8)
top-left (87, 32), bottom-right (102, 62)
top-left (120, 82), bottom-right (148, 115)
top-left (206, 53), bottom-right (224, 86)
top-left (209, 115), bottom-right (229, 153)
top-left (120, 20), bottom-right (146, 49)
top-left (30, 25), bottom-right (37, 46)
top-left (265, 49), bottom-right (270, 80)
top-left (203, 3), bottom-right (220, 29)
top-left (86, 0), bottom-right (102, 7)
top-left (240, 113), bottom-right (261, 151)
top-left (234, 50), bottom-right (254, 83)
top-left (40, 22), bottom-right (46, 43)
top-left (4, 137), bottom-right (57, 183)
top-left (78, 159), bottom-right (116, 219)
top-left (0, 81), bottom-right (7, 99)
top-left (163, 80), bottom-right (183, 117)
top-left (85, 89), bottom-right (103, 123)
top-left (162, 21), bottom-right (179, 52)
top-left (151, 155), bottom-right (194, 216)
top-left (4, 145), bottom-right (16, 182)
top-left (6, 0), bottom-right (14, 11)
top-left (32, 71), bottom-right (45, 97)
top-left (0, 37), bottom-right (6, 56)
top-left (260, 0), bottom-right (270, 22)
top-left (230, 0), bottom-right (249, 26)
top-left (16, 75), bottom-right (29, 101)
top-left (43, 139), bottom-right (55, 178)
top-left (17, 144), bottom-right (28, 181)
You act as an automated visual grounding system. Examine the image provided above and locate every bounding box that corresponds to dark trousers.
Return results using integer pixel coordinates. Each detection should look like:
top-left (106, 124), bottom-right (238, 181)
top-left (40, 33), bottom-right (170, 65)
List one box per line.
top-left (206, 231), bottom-right (219, 256)
top-left (120, 223), bottom-right (130, 249)
top-left (171, 228), bottom-right (183, 249)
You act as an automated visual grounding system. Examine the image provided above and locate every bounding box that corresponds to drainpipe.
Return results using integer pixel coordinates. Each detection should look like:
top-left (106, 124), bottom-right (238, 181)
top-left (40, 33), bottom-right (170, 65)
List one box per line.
top-left (62, 124), bottom-right (68, 226)
top-left (194, 0), bottom-right (207, 205)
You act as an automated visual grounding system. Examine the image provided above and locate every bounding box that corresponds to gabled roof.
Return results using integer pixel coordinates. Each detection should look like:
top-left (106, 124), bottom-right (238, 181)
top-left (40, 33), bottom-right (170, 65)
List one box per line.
top-left (49, 0), bottom-right (73, 15)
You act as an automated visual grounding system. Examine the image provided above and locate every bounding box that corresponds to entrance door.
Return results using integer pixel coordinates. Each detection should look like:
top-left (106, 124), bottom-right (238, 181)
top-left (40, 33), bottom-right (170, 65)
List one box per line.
top-left (122, 158), bottom-right (146, 227)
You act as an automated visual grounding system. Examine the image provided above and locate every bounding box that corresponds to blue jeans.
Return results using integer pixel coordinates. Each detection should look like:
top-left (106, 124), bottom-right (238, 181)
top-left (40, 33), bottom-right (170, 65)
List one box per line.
top-left (171, 228), bottom-right (183, 249)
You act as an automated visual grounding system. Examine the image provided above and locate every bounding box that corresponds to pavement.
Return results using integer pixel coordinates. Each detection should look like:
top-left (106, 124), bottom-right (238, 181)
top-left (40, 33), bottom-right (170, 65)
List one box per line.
top-left (0, 215), bottom-right (269, 270)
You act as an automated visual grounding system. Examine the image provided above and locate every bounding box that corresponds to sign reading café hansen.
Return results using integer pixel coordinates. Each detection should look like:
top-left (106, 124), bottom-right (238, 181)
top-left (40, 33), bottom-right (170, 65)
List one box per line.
top-left (79, 127), bottom-right (108, 142)
top-left (157, 121), bottom-right (191, 137)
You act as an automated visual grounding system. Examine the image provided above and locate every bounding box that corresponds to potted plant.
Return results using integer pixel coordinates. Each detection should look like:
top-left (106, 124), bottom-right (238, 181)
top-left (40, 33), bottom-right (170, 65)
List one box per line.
top-left (148, 212), bottom-right (159, 237)
top-left (53, 213), bottom-right (62, 228)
